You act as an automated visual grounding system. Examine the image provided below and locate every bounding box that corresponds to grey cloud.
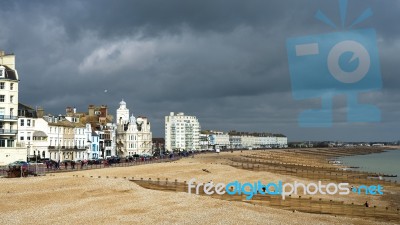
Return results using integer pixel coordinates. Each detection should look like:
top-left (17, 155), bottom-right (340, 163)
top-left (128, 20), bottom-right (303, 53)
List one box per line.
top-left (0, 0), bottom-right (399, 141)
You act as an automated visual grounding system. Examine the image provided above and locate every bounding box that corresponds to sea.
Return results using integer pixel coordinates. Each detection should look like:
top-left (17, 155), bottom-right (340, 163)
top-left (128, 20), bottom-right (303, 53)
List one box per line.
top-left (338, 149), bottom-right (400, 182)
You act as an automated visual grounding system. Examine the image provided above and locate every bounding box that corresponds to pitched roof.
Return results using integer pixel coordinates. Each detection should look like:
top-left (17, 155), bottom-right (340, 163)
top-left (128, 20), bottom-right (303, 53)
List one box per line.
top-left (0, 65), bottom-right (18, 81)
top-left (48, 120), bottom-right (75, 127)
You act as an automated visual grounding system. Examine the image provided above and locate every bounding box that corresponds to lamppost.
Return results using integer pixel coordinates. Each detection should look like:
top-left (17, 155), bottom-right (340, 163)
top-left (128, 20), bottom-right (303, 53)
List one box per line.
top-left (35, 148), bottom-right (38, 173)
top-left (58, 126), bottom-right (61, 163)
top-left (26, 142), bottom-right (31, 162)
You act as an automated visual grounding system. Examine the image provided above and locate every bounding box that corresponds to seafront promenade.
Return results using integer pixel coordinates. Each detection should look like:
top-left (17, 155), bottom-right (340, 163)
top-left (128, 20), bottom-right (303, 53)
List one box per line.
top-left (1, 148), bottom-right (399, 224)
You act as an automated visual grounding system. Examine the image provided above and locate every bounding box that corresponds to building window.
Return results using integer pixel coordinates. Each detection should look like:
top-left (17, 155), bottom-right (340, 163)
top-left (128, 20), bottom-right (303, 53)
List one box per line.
top-left (10, 95), bottom-right (13, 103)
top-left (27, 119), bottom-right (31, 126)
top-left (10, 83), bottom-right (13, 90)
top-left (10, 108), bottom-right (13, 116)
top-left (0, 139), bottom-right (5, 147)
top-left (0, 95), bottom-right (4, 102)
top-left (20, 136), bottom-right (24, 141)
top-left (20, 119), bottom-right (24, 126)
top-left (0, 82), bottom-right (4, 89)
top-left (32, 120), bottom-right (35, 127)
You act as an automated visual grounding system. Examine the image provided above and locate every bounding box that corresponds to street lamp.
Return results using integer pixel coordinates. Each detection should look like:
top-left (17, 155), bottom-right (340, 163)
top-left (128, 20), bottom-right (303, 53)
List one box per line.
top-left (35, 148), bottom-right (38, 174)
top-left (26, 142), bottom-right (31, 162)
top-left (58, 126), bottom-right (61, 163)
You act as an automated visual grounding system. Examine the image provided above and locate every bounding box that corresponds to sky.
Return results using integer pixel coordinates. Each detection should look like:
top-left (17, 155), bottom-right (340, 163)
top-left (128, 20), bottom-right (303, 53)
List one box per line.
top-left (1, 0), bottom-right (399, 141)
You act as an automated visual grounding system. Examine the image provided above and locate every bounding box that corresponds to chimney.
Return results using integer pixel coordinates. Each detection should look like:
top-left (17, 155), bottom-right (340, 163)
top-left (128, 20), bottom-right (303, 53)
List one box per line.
top-left (37, 107), bottom-right (45, 118)
top-left (88, 105), bottom-right (95, 116)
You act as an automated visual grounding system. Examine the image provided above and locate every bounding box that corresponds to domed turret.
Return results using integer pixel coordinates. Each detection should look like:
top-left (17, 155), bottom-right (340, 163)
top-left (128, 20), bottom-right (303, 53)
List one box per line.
top-left (119, 99), bottom-right (127, 109)
top-left (116, 99), bottom-right (129, 124)
top-left (129, 114), bottom-right (136, 123)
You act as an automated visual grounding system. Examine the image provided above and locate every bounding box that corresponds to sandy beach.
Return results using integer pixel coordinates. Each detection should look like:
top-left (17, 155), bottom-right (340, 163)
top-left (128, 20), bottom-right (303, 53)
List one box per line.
top-left (1, 148), bottom-right (399, 225)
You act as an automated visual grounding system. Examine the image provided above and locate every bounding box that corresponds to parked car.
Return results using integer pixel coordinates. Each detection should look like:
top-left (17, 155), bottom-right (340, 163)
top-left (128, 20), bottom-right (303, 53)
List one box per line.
top-left (88, 159), bottom-right (104, 165)
top-left (8, 161), bottom-right (29, 170)
top-left (107, 156), bottom-right (120, 164)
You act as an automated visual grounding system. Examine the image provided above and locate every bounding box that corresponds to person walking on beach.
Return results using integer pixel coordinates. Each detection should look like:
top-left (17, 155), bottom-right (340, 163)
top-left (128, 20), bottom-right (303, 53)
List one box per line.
top-left (364, 201), bottom-right (369, 207)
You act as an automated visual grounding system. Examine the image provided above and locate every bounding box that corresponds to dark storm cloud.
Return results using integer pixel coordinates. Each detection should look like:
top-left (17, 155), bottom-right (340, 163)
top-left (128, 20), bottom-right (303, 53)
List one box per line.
top-left (0, 0), bottom-right (399, 141)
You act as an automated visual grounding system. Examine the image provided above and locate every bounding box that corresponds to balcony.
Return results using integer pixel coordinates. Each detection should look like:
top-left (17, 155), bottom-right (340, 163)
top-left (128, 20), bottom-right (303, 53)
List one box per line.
top-left (0, 129), bottom-right (17, 134)
top-left (0, 115), bottom-right (18, 121)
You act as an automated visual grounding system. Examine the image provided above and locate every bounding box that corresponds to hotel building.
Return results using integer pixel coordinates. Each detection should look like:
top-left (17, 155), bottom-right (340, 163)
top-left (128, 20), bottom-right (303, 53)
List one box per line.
top-left (116, 100), bottom-right (152, 156)
top-left (165, 112), bottom-right (200, 152)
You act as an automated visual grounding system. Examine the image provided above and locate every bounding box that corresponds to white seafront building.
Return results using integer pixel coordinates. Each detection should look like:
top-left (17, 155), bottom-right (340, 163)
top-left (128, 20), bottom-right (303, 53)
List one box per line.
top-left (14, 104), bottom-right (116, 163)
top-left (206, 130), bottom-right (230, 150)
top-left (0, 51), bottom-right (26, 165)
top-left (165, 112), bottom-right (200, 152)
top-left (116, 100), bottom-right (152, 156)
top-left (226, 131), bottom-right (288, 149)
top-left (17, 105), bottom-right (53, 161)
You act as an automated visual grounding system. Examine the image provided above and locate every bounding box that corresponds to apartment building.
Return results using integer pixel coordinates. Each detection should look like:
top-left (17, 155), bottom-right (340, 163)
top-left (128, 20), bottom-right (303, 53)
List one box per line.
top-left (165, 112), bottom-right (200, 152)
top-left (0, 51), bottom-right (25, 165)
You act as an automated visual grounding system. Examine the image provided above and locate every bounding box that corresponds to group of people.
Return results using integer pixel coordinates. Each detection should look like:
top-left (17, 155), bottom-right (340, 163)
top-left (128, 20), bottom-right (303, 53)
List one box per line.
top-left (45, 160), bottom-right (59, 169)
top-left (45, 159), bottom-right (89, 170)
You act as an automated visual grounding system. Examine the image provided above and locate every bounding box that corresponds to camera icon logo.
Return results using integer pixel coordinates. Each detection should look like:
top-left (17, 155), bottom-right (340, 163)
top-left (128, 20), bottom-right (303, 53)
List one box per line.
top-left (328, 40), bottom-right (370, 84)
top-left (286, 1), bottom-right (382, 127)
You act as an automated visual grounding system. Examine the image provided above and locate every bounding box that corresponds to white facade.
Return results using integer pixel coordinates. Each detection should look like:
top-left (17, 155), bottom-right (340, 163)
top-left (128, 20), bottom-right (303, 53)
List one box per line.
top-left (229, 135), bottom-right (242, 149)
top-left (241, 135), bottom-right (257, 148)
top-left (199, 133), bottom-right (210, 150)
top-left (275, 136), bottom-right (288, 147)
top-left (84, 124), bottom-right (92, 158)
top-left (18, 117), bottom-right (50, 160)
top-left (208, 131), bottom-right (230, 149)
top-left (17, 113), bottom-right (96, 162)
top-left (17, 117), bottom-right (35, 150)
top-left (47, 122), bottom-right (64, 160)
top-left (74, 125), bottom-right (86, 150)
top-left (165, 112), bottom-right (200, 151)
top-left (116, 100), bottom-right (152, 156)
top-left (116, 100), bottom-right (129, 124)
top-left (227, 132), bottom-right (288, 149)
top-left (0, 52), bottom-right (25, 165)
